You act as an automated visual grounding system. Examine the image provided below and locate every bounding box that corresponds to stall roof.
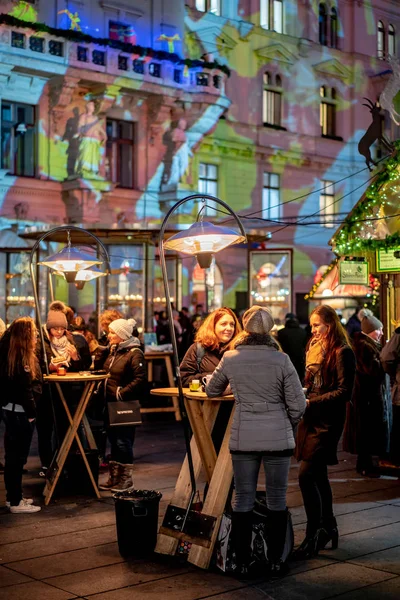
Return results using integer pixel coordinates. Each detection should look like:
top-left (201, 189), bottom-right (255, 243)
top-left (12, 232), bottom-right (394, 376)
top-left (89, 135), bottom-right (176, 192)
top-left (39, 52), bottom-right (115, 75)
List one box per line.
top-left (330, 146), bottom-right (400, 256)
top-left (20, 223), bottom-right (270, 245)
top-left (305, 258), bottom-right (376, 300)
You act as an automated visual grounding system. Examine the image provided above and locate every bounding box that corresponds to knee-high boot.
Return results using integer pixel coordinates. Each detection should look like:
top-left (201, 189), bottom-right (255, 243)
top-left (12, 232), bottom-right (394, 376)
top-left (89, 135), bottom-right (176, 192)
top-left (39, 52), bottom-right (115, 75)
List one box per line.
top-left (266, 509), bottom-right (290, 577)
top-left (231, 511), bottom-right (253, 577)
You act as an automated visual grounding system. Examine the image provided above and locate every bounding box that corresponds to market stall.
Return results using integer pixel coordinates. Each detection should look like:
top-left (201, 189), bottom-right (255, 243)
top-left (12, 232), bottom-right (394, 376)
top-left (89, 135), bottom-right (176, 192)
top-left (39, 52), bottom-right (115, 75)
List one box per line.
top-left (305, 257), bottom-right (379, 322)
top-left (330, 144), bottom-right (400, 338)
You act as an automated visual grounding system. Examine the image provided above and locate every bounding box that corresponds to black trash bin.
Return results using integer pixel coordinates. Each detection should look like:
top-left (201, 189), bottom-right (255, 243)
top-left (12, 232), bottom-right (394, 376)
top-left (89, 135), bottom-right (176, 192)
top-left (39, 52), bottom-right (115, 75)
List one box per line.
top-left (113, 489), bottom-right (162, 557)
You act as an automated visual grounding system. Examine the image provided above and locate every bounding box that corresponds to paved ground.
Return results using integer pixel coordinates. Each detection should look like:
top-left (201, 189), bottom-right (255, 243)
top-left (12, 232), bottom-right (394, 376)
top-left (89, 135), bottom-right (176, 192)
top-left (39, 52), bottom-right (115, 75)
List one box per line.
top-left (1, 419), bottom-right (400, 599)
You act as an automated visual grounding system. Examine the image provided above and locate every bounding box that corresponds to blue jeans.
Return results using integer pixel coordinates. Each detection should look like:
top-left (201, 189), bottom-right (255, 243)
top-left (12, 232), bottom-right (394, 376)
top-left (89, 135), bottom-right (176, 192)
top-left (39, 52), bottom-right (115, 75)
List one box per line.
top-left (231, 453), bottom-right (291, 512)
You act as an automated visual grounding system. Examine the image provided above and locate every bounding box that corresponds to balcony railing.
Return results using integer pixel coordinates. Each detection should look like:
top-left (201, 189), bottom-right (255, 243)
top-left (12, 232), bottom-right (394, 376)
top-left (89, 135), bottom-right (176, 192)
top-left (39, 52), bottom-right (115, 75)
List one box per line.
top-left (1, 24), bottom-right (226, 94)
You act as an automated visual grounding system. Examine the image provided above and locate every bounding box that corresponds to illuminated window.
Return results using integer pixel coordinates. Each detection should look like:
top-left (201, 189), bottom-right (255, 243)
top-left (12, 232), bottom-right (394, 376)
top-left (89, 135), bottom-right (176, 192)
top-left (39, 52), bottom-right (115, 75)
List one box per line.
top-left (330, 8), bottom-right (338, 48)
top-left (319, 181), bottom-right (335, 228)
top-left (319, 3), bottom-right (328, 45)
top-left (377, 20), bottom-right (385, 59)
top-left (195, 0), bottom-right (221, 15)
top-left (389, 24), bottom-right (396, 56)
top-left (263, 72), bottom-right (283, 127)
top-left (262, 172), bottom-right (280, 220)
top-left (320, 86), bottom-right (337, 138)
top-left (260, 1), bottom-right (284, 34)
top-left (198, 163), bottom-right (218, 215)
top-left (106, 119), bottom-right (135, 188)
top-left (1, 102), bottom-right (36, 177)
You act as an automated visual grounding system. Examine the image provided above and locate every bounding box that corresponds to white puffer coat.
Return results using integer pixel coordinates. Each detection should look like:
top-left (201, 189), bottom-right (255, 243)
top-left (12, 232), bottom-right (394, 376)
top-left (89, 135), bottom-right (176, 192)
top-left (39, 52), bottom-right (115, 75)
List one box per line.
top-left (206, 334), bottom-right (306, 452)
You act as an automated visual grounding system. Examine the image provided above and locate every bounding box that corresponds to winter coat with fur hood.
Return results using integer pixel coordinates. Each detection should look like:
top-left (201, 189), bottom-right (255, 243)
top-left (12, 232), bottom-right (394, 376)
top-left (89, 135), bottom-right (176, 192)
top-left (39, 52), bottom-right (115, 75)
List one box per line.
top-left (206, 333), bottom-right (306, 453)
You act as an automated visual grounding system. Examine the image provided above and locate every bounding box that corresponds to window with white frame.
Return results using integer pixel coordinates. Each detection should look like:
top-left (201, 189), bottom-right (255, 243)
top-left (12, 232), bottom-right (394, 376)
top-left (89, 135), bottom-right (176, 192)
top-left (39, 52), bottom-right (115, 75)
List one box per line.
top-left (195, 0), bottom-right (221, 15)
top-left (377, 20), bottom-right (385, 58)
top-left (263, 72), bottom-right (283, 127)
top-left (320, 86), bottom-right (337, 138)
top-left (389, 24), bottom-right (396, 56)
top-left (262, 172), bottom-right (280, 220)
top-left (319, 181), bottom-right (335, 228)
top-left (1, 101), bottom-right (36, 177)
top-left (198, 163), bottom-right (218, 215)
top-left (260, 1), bottom-right (283, 34)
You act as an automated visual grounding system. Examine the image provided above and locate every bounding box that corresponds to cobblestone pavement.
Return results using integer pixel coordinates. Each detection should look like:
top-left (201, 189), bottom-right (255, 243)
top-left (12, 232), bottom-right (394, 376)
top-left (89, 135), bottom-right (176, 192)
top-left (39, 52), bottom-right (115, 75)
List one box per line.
top-left (1, 420), bottom-right (400, 599)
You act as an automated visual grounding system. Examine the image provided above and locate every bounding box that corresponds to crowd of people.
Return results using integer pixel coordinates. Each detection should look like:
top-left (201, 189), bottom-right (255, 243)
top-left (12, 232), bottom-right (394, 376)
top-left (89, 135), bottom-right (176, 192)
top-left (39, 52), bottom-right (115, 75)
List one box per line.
top-left (0, 301), bottom-right (399, 581)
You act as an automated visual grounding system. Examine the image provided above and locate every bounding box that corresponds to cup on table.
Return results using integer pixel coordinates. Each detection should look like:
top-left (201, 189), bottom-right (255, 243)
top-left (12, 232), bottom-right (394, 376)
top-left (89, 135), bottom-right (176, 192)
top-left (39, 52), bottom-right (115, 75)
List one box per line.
top-left (202, 374), bottom-right (212, 392)
top-left (189, 379), bottom-right (201, 392)
top-left (57, 366), bottom-right (67, 376)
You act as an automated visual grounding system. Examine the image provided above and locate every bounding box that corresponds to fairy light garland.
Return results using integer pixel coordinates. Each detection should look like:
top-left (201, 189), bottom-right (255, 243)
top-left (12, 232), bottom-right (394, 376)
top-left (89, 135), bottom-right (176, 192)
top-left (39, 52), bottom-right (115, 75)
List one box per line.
top-left (332, 141), bottom-right (400, 255)
top-left (304, 258), bottom-right (339, 300)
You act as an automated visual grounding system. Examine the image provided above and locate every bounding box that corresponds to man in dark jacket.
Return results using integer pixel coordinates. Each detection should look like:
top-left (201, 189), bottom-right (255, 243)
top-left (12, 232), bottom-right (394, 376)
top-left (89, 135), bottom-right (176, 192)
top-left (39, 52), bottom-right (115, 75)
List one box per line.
top-left (277, 313), bottom-right (307, 382)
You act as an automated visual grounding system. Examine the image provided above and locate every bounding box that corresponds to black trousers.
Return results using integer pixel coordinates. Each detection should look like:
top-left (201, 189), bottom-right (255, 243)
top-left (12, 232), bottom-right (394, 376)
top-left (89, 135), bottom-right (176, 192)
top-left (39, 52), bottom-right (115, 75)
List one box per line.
top-left (3, 410), bottom-right (34, 506)
top-left (298, 459), bottom-right (334, 535)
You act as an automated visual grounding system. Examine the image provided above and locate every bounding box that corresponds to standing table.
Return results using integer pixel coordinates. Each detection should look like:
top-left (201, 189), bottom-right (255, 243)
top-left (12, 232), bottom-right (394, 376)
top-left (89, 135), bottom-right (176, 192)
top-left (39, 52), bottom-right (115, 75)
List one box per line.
top-left (143, 352), bottom-right (181, 421)
top-left (152, 387), bottom-right (235, 569)
top-left (42, 372), bottom-right (108, 505)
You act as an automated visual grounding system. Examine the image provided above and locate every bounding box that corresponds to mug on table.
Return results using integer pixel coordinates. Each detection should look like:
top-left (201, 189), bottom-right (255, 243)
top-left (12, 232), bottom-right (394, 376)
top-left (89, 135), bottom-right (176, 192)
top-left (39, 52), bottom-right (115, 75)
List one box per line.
top-left (202, 374), bottom-right (212, 392)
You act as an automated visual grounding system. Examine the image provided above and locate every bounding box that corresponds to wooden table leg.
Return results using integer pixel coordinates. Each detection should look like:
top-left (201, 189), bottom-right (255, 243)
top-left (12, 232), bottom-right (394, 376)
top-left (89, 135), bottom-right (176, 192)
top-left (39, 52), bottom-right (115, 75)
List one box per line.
top-left (165, 356), bottom-right (181, 422)
top-left (43, 382), bottom-right (100, 505)
top-left (187, 406), bottom-right (235, 569)
top-left (155, 400), bottom-right (220, 556)
top-left (184, 398), bottom-right (217, 483)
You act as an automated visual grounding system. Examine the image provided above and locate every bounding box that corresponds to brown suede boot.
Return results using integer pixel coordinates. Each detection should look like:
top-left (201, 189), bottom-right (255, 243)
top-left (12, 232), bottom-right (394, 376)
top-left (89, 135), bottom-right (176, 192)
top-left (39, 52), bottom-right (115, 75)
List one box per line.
top-left (99, 461), bottom-right (120, 490)
top-left (111, 463), bottom-right (134, 492)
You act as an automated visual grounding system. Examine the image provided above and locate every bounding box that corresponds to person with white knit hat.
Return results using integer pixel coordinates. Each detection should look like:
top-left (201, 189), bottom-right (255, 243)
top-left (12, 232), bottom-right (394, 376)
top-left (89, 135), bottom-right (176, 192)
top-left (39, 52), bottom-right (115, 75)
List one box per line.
top-left (206, 305), bottom-right (306, 578)
top-left (97, 318), bottom-right (146, 492)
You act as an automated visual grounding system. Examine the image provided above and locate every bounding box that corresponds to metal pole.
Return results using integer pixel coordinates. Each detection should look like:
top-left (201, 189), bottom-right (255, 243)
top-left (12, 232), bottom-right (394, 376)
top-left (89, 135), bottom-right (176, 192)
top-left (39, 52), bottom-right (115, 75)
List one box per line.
top-left (158, 193), bottom-right (246, 527)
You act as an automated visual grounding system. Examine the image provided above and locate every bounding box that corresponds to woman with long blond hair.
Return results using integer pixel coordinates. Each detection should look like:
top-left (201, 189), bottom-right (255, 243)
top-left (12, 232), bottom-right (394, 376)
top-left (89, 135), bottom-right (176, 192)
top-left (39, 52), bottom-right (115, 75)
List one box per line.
top-left (294, 305), bottom-right (356, 559)
top-left (0, 318), bottom-right (42, 513)
top-left (180, 307), bottom-right (241, 387)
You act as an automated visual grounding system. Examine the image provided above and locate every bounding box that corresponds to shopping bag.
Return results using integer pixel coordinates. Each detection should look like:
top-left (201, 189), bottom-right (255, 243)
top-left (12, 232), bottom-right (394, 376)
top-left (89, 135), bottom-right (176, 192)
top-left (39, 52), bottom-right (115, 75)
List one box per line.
top-left (107, 400), bottom-right (142, 427)
top-left (215, 492), bottom-right (294, 573)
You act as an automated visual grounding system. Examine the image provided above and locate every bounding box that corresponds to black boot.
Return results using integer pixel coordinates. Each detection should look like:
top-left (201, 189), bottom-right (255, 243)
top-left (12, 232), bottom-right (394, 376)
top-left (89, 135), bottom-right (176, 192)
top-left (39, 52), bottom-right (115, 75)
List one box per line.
top-left (266, 509), bottom-right (290, 578)
top-left (318, 516), bottom-right (339, 551)
top-left (231, 511), bottom-right (254, 578)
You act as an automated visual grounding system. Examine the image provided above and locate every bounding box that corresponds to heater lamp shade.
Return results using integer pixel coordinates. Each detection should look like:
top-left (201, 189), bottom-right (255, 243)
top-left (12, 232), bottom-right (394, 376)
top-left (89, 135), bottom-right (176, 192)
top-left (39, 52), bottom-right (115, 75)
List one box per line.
top-left (39, 246), bottom-right (101, 272)
top-left (75, 267), bottom-right (107, 282)
top-left (164, 221), bottom-right (246, 255)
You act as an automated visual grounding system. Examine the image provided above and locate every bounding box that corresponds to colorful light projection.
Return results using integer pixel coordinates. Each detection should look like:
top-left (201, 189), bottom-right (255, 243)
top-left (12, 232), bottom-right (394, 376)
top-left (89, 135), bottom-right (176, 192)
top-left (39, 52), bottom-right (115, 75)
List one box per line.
top-left (8, 1), bottom-right (37, 23)
top-left (57, 9), bottom-right (82, 32)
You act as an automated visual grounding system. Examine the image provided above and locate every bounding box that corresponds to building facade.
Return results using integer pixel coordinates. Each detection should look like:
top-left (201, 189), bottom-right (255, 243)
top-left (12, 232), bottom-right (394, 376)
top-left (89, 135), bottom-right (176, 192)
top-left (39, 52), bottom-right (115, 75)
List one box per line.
top-left (1, 0), bottom-right (400, 324)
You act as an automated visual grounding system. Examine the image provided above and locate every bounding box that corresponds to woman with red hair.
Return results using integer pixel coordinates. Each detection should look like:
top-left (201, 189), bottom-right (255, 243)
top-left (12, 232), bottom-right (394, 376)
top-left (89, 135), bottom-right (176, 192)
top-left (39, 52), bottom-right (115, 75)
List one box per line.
top-left (180, 307), bottom-right (241, 387)
top-left (294, 305), bottom-right (356, 559)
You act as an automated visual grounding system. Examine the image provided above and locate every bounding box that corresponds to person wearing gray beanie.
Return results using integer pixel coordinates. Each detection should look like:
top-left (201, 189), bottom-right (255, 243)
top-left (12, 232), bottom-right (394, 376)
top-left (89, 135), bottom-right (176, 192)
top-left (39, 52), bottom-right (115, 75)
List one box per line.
top-left (361, 315), bottom-right (383, 337)
top-left (344, 312), bottom-right (391, 480)
top-left (242, 305), bottom-right (275, 335)
top-left (108, 318), bottom-right (137, 341)
top-left (206, 304), bottom-right (306, 577)
top-left (97, 316), bottom-right (145, 493)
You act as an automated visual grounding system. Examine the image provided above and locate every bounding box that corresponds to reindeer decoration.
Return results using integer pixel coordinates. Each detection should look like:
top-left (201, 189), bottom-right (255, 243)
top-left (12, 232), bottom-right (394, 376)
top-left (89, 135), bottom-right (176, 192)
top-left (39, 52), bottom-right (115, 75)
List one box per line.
top-left (358, 98), bottom-right (393, 171)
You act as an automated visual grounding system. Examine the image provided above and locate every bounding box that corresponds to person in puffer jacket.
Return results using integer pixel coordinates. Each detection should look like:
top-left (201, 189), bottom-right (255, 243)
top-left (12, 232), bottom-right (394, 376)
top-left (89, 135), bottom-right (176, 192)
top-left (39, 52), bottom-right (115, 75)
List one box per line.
top-left (97, 318), bottom-right (146, 492)
top-left (206, 306), bottom-right (306, 578)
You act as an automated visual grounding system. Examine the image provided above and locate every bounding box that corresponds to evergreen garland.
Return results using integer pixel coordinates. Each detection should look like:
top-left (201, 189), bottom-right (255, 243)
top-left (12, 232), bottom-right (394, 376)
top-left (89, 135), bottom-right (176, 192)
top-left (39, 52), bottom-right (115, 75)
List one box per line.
top-left (332, 140), bottom-right (400, 255)
top-left (0, 13), bottom-right (231, 76)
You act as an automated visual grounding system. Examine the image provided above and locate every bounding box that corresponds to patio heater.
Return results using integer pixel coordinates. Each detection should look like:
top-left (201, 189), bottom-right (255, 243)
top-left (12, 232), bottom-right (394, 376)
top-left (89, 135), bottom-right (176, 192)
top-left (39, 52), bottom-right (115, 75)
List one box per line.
top-left (159, 193), bottom-right (246, 526)
top-left (29, 225), bottom-right (110, 375)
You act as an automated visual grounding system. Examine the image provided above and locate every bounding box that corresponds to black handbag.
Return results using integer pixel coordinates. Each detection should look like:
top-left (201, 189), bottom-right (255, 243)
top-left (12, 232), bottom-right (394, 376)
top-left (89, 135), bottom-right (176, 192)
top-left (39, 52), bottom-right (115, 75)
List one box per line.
top-left (107, 400), bottom-right (142, 427)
